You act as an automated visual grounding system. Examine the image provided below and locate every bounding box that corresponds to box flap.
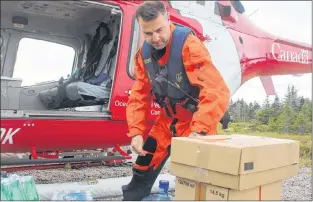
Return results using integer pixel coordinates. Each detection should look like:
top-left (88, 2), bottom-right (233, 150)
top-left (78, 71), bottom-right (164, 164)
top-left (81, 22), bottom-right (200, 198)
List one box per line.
top-left (171, 135), bottom-right (300, 175)
top-left (239, 137), bottom-right (300, 174)
top-left (171, 136), bottom-right (242, 175)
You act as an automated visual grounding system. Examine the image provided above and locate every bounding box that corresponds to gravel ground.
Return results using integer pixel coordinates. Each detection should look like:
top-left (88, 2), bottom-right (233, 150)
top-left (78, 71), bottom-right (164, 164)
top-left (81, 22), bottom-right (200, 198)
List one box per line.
top-left (11, 164), bottom-right (170, 184)
top-left (9, 161), bottom-right (311, 201)
top-left (282, 167), bottom-right (312, 201)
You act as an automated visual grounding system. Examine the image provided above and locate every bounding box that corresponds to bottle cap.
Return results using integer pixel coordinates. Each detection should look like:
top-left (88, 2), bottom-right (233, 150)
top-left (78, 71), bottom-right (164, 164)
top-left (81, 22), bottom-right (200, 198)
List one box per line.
top-left (159, 180), bottom-right (169, 191)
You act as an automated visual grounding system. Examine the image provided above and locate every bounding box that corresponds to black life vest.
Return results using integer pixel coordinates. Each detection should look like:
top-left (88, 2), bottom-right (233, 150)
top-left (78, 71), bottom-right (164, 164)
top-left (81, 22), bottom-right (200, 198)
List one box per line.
top-left (141, 25), bottom-right (200, 118)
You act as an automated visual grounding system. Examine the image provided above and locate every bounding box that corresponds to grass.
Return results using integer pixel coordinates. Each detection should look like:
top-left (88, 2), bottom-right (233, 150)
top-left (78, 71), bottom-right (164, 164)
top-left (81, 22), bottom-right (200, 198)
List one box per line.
top-left (217, 123), bottom-right (312, 168)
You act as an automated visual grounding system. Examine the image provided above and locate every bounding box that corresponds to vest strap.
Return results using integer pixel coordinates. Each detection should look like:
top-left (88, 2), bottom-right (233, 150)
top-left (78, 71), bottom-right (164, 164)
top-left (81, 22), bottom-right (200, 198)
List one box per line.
top-left (170, 118), bottom-right (178, 136)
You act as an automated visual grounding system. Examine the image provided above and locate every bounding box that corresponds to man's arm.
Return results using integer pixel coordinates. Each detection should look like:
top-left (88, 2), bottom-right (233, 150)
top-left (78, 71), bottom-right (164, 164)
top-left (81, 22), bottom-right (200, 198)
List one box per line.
top-left (126, 48), bottom-right (152, 137)
top-left (182, 34), bottom-right (230, 135)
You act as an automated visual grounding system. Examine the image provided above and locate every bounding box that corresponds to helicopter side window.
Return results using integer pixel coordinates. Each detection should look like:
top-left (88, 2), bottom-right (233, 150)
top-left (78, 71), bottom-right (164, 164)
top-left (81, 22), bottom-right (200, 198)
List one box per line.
top-left (127, 18), bottom-right (142, 79)
top-left (13, 38), bottom-right (75, 86)
top-left (230, 0), bottom-right (245, 13)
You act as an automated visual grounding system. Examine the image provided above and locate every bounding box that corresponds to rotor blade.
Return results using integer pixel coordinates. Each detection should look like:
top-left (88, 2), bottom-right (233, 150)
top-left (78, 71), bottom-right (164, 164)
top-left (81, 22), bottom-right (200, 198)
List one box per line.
top-left (260, 76), bottom-right (276, 96)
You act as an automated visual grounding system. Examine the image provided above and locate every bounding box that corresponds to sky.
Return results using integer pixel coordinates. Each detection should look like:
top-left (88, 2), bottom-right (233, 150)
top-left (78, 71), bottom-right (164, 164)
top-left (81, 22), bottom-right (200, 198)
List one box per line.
top-left (11, 1), bottom-right (312, 105)
top-left (231, 1), bottom-right (312, 104)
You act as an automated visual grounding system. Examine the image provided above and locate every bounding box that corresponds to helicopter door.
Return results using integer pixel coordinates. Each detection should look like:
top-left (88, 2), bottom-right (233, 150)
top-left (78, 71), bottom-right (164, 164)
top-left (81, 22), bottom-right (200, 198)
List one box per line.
top-left (1, 29), bottom-right (10, 74)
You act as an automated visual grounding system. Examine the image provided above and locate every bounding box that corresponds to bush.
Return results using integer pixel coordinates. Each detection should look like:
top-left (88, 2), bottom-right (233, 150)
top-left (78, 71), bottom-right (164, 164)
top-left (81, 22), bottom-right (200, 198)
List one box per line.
top-left (300, 140), bottom-right (312, 159)
top-left (255, 124), bottom-right (271, 132)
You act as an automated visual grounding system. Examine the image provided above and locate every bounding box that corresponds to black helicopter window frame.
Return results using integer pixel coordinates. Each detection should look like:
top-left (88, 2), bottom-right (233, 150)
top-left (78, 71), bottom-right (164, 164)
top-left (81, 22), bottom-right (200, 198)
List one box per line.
top-left (196, 1), bottom-right (205, 6)
top-left (230, 0), bottom-right (245, 14)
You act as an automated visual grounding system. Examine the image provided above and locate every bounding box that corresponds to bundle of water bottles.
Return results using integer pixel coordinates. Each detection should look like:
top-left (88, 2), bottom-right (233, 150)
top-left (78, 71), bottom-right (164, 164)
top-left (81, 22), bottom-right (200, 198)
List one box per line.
top-left (51, 190), bottom-right (93, 201)
top-left (1, 171), bottom-right (40, 201)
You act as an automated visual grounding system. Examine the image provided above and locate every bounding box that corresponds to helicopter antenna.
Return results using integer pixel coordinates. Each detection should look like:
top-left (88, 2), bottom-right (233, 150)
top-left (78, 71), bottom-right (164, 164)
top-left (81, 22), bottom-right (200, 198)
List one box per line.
top-left (248, 8), bottom-right (259, 18)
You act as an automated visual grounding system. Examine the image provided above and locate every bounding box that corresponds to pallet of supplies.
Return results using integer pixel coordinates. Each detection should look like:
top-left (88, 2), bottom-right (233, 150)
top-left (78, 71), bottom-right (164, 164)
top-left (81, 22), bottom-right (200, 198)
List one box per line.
top-left (170, 134), bottom-right (299, 200)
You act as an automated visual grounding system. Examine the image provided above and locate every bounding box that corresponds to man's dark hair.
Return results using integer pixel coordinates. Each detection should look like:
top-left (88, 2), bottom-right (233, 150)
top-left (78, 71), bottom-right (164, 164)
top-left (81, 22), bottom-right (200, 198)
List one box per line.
top-left (135, 1), bottom-right (167, 21)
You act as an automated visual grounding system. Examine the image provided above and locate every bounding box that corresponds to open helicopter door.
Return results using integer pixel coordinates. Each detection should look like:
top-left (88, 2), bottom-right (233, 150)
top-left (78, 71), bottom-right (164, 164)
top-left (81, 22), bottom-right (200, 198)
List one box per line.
top-left (0, 29), bottom-right (10, 73)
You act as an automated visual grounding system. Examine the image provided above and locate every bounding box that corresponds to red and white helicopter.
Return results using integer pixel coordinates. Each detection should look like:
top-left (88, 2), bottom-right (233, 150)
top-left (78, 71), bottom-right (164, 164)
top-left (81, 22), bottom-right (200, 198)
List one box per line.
top-left (0, 0), bottom-right (311, 169)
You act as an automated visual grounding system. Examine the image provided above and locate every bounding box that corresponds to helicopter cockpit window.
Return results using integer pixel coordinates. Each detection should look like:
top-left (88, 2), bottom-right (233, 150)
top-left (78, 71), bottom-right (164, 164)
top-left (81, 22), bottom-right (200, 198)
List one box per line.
top-left (230, 0), bottom-right (245, 13)
top-left (0, 35), bottom-right (3, 71)
top-left (196, 1), bottom-right (205, 6)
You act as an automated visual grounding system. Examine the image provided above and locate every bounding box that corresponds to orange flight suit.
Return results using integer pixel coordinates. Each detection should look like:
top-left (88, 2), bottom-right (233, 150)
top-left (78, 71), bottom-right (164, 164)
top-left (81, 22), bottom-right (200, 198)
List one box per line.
top-left (122, 23), bottom-right (230, 200)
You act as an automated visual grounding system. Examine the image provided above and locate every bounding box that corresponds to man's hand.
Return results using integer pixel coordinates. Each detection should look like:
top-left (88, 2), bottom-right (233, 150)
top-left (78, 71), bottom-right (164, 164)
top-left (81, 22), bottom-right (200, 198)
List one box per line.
top-left (131, 135), bottom-right (148, 156)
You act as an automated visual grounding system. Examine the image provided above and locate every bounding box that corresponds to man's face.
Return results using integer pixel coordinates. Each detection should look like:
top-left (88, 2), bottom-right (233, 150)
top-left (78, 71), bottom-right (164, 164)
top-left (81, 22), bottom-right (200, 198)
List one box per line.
top-left (138, 12), bottom-right (171, 50)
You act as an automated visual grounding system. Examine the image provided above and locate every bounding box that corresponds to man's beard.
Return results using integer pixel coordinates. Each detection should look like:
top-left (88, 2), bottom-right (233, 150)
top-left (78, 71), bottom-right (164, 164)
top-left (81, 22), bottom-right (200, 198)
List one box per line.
top-left (152, 38), bottom-right (169, 50)
top-left (153, 44), bottom-right (166, 50)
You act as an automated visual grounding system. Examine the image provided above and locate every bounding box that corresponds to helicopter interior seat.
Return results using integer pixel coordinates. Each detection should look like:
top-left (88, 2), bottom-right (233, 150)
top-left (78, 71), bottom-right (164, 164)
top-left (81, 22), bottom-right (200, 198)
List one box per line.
top-left (64, 23), bottom-right (119, 107)
top-left (38, 33), bottom-right (93, 109)
top-left (39, 22), bottom-right (118, 109)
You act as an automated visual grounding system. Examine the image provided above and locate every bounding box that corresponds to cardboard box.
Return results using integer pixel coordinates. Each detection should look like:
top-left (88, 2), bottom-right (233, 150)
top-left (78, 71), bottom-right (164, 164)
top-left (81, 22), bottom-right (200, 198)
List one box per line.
top-left (170, 134), bottom-right (299, 190)
top-left (175, 177), bottom-right (206, 200)
top-left (175, 177), bottom-right (282, 200)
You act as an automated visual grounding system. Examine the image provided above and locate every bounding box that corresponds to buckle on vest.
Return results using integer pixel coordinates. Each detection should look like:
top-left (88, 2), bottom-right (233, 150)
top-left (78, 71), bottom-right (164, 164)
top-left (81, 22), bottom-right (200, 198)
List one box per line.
top-left (170, 118), bottom-right (178, 137)
top-left (177, 97), bottom-right (190, 106)
top-left (164, 97), bottom-right (170, 104)
top-left (179, 97), bottom-right (198, 113)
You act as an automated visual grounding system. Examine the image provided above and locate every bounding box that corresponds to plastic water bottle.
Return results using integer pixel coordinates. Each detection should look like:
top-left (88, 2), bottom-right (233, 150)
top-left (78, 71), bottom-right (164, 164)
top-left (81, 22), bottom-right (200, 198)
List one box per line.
top-left (18, 176), bottom-right (40, 200)
top-left (51, 190), bottom-right (93, 201)
top-left (1, 177), bottom-right (10, 201)
top-left (142, 180), bottom-right (174, 201)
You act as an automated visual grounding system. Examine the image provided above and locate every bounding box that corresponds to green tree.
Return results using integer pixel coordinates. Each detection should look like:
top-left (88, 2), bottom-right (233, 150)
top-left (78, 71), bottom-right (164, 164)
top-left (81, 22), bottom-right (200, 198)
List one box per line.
top-left (276, 99), bottom-right (296, 134)
top-left (227, 83), bottom-right (311, 135)
top-left (293, 102), bottom-right (312, 134)
top-left (271, 95), bottom-right (281, 120)
top-left (256, 96), bottom-right (273, 124)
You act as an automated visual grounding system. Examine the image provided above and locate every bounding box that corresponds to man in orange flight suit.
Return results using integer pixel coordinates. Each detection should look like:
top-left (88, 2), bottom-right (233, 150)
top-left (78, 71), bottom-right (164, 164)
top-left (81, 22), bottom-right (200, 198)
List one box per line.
top-left (122, 1), bottom-right (230, 200)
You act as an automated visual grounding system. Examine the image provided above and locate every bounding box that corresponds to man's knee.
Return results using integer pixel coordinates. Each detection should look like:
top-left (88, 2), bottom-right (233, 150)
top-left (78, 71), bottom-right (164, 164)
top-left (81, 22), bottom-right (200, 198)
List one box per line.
top-left (122, 134), bottom-right (171, 201)
top-left (135, 136), bottom-right (157, 169)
